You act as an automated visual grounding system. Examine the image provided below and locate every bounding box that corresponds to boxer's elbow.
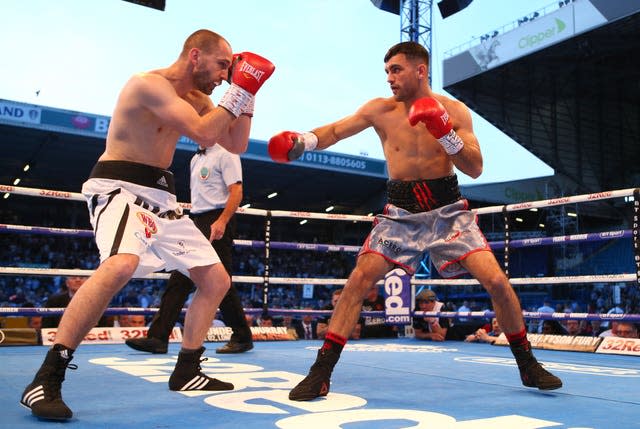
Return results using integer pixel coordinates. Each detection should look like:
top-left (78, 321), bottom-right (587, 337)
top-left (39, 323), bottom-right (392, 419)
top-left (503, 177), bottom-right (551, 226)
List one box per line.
top-left (468, 164), bottom-right (483, 179)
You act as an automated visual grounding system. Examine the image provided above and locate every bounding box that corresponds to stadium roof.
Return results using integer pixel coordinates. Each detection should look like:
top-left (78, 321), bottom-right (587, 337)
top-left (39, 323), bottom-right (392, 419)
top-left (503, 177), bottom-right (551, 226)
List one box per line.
top-left (0, 99), bottom-right (387, 216)
top-left (442, 0), bottom-right (640, 195)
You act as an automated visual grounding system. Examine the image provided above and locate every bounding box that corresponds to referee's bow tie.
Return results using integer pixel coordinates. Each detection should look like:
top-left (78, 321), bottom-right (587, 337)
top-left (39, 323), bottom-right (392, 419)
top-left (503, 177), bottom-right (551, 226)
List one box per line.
top-left (196, 147), bottom-right (206, 155)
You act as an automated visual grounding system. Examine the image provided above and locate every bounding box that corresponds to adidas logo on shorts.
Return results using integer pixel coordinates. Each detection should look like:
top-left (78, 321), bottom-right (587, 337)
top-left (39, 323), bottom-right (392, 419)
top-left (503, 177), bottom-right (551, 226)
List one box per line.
top-left (156, 176), bottom-right (168, 188)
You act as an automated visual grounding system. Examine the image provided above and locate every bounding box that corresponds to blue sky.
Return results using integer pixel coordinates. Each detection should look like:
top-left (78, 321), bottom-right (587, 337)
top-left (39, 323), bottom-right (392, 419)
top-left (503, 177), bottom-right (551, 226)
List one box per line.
top-left (0, 0), bottom-right (555, 184)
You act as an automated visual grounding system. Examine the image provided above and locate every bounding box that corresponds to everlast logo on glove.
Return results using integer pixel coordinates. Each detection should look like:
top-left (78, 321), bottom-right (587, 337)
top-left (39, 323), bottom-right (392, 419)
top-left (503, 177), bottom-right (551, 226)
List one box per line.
top-left (239, 62), bottom-right (266, 82)
top-left (383, 268), bottom-right (412, 325)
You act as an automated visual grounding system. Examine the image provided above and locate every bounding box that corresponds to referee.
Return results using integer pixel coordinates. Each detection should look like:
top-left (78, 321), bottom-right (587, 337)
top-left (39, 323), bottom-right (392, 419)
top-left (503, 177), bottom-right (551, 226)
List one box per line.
top-left (126, 144), bottom-right (253, 354)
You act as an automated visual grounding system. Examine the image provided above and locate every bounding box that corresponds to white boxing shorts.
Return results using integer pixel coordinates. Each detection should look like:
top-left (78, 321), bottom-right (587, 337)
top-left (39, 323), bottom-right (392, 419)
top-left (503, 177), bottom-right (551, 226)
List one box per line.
top-left (82, 160), bottom-right (219, 278)
top-left (360, 176), bottom-right (490, 277)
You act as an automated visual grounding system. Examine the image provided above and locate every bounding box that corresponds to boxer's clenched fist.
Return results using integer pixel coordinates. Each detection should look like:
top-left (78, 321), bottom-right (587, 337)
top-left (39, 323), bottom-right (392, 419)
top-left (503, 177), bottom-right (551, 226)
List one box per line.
top-left (268, 131), bottom-right (318, 163)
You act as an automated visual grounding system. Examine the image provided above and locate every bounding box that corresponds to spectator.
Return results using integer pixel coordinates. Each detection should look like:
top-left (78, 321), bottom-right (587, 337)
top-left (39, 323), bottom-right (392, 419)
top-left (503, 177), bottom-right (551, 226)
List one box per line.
top-left (457, 300), bottom-right (471, 322)
top-left (587, 319), bottom-right (605, 337)
top-left (565, 319), bottom-right (589, 336)
top-left (117, 315), bottom-right (146, 327)
top-left (258, 314), bottom-right (274, 327)
top-left (611, 322), bottom-right (638, 338)
top-left (413, 289), bottom-right (448, 341)
top-left (540, 320), bottom-right (567, 335)
top-left (602, 303), bottom-right (624, 329)
top-left (29, 316), bottom-right (43, 331)
top-left (465, 317), bottom-right (502, 344)
top-left (535, 298), bottom-right (555, 333)
top-left (294, 309), bottom-right (318, 340)
top-left (245, 313), bottom-right (257, 327)
top-left (137, 287), bottom-right (153, 309)
top-left (414, 289), bottom-right (484, 341)
top-left (317, 289), bottom-right (360, 339)
top-left (360, 286), bottom-right (396, 339)
top-left (41, 275), bottom-right (111, 329)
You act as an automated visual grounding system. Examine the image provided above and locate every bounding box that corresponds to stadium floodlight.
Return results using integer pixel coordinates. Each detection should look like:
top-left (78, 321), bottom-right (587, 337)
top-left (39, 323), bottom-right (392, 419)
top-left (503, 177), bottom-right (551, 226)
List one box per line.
top-left (122, 0), bottom-right (165, 11)
top-left (436, 0), bottom-right (473, 19)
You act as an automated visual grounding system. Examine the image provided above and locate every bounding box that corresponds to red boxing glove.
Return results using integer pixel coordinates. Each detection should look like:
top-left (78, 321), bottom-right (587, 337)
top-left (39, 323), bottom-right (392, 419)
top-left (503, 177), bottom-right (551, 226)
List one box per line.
top-left (268, 131), bottom-right (318, 163)
top-left (219, 52), bottom-right (275, 117)
top-left (226, 53), bottom-right (242, 83)
top-left (230, 52), bottom-right (275, 95)
top-left (409, 97), bottom-right (464, 155)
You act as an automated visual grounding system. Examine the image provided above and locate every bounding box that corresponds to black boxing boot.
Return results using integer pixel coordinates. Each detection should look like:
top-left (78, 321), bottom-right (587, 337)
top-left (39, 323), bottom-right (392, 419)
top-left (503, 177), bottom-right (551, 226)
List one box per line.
top-left (511, 342), bottom-right (562, 390)
top-left (289, 332), bottom-right (345, 401)
top-left (169, 346), bottom-right (234, 391)
top-left (20, 344), bottom-right (77, 420)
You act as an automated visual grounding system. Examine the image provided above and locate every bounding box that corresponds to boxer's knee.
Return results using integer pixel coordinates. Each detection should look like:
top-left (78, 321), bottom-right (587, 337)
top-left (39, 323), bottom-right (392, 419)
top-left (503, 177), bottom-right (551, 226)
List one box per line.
top-left (482, 271), bottom-right (515, 303)
top-left (100, 254), bottom-right (138, 286)
top-left (345, 267), bottom-right (377, 300)
top-left (190, 263), bottom-right (230, 294)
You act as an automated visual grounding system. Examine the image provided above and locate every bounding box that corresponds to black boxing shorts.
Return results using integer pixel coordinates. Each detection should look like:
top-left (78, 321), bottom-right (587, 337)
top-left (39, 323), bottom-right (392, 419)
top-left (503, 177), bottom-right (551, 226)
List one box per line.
top-left (386, 174), bottom-right (462, 213)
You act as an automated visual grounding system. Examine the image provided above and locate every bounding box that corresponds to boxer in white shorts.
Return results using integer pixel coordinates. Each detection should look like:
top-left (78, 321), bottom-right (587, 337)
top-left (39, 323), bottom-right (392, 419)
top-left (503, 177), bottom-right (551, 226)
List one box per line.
top-left (21, 29), bottom-right (275, 421)
top-left (83, 160), bottom-right (219, 278)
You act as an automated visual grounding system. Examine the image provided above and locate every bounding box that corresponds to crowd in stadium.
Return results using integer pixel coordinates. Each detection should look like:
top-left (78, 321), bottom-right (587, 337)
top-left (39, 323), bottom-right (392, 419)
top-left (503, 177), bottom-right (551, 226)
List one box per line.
top-left (1, 231), bottom-right (638, 339)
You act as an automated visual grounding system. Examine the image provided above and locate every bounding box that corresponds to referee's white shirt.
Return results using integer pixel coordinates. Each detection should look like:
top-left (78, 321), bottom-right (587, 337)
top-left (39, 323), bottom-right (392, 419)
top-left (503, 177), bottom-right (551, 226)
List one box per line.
top-left (190, 145), bottom-right (242, 215)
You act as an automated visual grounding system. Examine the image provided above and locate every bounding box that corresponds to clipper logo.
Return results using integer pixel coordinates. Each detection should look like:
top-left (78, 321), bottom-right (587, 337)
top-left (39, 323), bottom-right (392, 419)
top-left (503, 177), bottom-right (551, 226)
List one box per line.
top-left (136, 212), bottom-right (157, 238)
top-left (518, 18), bottom-right (566, 49)
top-left (383, 268), bottom-right (411, 325)
top-left (239, 62), bottom-right (266, 82)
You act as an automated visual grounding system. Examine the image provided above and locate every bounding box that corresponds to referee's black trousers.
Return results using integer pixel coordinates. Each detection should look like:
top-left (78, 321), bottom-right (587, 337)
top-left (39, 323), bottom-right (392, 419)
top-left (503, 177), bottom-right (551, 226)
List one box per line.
top-left (146, 209), bottom-right (251, 343)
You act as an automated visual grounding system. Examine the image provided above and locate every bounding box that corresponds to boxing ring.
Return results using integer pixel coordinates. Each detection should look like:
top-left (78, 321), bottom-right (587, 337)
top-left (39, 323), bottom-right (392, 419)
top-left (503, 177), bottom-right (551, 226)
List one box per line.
top-left (1, 184), bottom-right (639, 428)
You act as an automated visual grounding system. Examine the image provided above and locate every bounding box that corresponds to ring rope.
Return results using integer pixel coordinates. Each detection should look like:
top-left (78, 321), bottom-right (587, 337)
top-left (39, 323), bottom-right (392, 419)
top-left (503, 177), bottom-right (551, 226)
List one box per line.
top-left (0, 223), bottom-right (632, 252)
top-left (1, 185), bottom-right (373, 222)
top-left (633, 188), bottom-right (640, 286)
top-left (3, 306), bottom-right (639, 322)
top-left (502, 205), bottom-right (511, 277)
top-left (3, 185), bottom-right (638, 325)
top-left (0, 266), bottom-right (634, 286)
top-left (3, 184), bottom-right (636, 217)
top-left (262, 211), bottom-right (272, 316)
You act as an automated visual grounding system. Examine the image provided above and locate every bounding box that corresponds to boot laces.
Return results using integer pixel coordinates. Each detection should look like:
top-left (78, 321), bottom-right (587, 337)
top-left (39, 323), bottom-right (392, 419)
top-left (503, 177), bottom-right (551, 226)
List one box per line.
top-left (196, 356), bottom-right (209, 372)
top-left (41, 362), bottom-right (77, 400)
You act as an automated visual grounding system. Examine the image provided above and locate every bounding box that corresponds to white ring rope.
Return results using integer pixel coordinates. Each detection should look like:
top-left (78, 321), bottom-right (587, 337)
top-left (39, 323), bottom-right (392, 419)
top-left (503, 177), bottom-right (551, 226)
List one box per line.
top-left (0, 266), bottom-right (634, 286)
top-left (2, 185), bottom-right (638, 323)
top-left (1, 184), bottom-right (373, 222)
top-left (3, 184), bottom-right (637, 218)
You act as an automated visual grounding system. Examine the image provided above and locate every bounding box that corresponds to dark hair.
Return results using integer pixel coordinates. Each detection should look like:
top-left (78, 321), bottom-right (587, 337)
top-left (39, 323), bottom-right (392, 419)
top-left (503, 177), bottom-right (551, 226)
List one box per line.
top-left (181, 29), bottom-right (228, 57)
top-left (384, 41), bottom-right (429, 65)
